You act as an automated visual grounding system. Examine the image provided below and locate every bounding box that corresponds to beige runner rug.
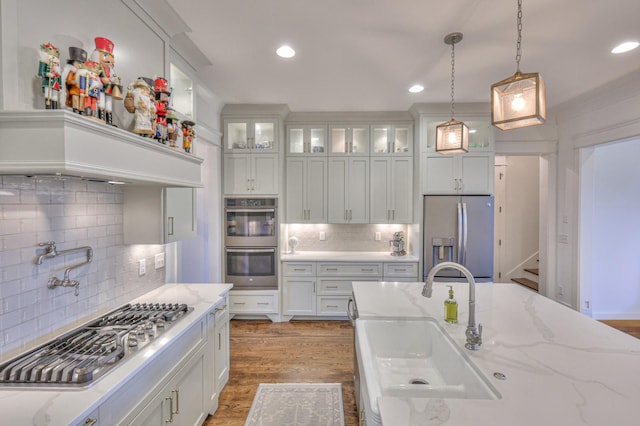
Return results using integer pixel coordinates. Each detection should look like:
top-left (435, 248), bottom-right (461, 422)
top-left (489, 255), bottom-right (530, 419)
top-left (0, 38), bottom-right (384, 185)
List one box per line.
top-left (245, 383), bottom-right (345, 426)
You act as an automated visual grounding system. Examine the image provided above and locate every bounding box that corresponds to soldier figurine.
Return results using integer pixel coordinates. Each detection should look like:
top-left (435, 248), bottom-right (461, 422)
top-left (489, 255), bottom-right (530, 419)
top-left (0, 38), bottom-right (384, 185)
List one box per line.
top-left (166, 107), bottom-right (180, 148)
top-left (63, 47), bottom-right (88, 114)
top-left (182, 120), bottom-right (196, 153)
top-left (153, 77), bottom-right (171, 144)
top-left (92, 37), bottom-right (121, 125)
top-left (81, 61), bottom-right (103, 120)
top-left (37, 42), bottom-right (62, 109)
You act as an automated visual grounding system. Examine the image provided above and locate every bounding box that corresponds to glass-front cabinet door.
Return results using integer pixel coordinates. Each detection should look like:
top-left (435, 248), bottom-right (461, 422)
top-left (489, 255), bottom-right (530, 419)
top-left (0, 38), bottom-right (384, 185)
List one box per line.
top-left (329, 124), bottom-right (369, 155)
top-left (287, 125), bottom-right (327, 154)
top-left (225, 119), bottom-right (277, 152)
top-left (371, 124), bottom-right (413, 155)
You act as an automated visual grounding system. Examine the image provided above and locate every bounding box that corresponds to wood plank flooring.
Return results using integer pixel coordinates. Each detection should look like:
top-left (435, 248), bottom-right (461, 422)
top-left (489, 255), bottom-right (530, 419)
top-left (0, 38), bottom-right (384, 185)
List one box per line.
top-left (205, 319), bottom-right (358, 426)
top-left (600, 320), bottom-right (640, 339)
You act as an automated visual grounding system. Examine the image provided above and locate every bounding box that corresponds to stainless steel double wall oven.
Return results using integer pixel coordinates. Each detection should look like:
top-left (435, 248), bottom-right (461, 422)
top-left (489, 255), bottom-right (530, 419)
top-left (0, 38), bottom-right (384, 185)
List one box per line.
top-left (224, 198), bottom-right (278, 290)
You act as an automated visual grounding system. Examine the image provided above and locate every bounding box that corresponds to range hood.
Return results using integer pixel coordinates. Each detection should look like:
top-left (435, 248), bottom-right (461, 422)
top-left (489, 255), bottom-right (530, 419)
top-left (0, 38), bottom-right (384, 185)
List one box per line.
top-left (0, 110), bottom-right (203, 187)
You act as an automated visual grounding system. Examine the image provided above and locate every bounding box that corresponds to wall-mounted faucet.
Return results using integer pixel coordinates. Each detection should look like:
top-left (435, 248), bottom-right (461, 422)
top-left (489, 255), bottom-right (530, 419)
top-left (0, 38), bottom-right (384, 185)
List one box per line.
top-left (422, 261), bottom-right (483, 350)
top-left (34, 242), bottom-right (93, 296)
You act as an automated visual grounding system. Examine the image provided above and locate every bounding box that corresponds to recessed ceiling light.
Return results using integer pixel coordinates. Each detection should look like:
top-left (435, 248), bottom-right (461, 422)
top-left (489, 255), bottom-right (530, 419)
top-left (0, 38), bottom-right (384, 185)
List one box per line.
top-left (409, 84), bottom-right (424, 93)
top-left (611, 41), bottom-right (639, 54)
top-left (276, 45), bottom-right (295, 58)
top-left (469, 129), bottom-right (477, 134)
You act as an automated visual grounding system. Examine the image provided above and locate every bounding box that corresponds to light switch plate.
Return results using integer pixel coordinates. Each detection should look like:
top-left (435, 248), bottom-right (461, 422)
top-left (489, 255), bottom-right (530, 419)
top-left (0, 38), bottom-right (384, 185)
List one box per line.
top-left (155, 253), bottom-right (165, 269)
top-left (375, 232), bottom-right (381, 241)
top-left (138, 259), bottom-right (146, 276)
top-left (319, 231), bottom-right (326, 241)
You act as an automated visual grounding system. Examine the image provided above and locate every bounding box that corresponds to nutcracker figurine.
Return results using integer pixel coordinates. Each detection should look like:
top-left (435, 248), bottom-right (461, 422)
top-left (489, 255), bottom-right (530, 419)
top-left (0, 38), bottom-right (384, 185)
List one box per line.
top-left (37, 42), bottom-right (62, 109)
top-left (80, 60), bottom-right (103, 120)
top-left (166, 107), bottom-right (180, 148)
top-left (63, 47), bottom-right (88, 114)
top-left (124, 78), bottom-right (156, 136)
top-left (92, 37), bottom-right (122, 125)
top-left (153, 77), bottom-right (171, 144)
top-left (182, 120), bottom-right (196, 153)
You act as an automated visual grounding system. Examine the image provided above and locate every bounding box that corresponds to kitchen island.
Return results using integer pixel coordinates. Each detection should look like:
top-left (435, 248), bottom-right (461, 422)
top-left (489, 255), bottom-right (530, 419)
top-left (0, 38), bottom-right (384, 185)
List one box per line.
top-left (352, 281), bottom-right (640, 425)
top-left (0, 283), bottom-right (232, 426)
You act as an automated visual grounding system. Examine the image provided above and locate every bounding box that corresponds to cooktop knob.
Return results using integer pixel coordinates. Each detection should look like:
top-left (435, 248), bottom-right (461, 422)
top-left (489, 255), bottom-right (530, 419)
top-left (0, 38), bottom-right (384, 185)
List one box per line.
top-left (127, 332), bottom-right (138, 347)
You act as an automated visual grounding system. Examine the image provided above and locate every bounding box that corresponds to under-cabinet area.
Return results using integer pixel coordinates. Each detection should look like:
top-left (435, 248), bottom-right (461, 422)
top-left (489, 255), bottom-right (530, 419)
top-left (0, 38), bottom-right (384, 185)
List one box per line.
top-left (0, 284), bottom-right (231, 426)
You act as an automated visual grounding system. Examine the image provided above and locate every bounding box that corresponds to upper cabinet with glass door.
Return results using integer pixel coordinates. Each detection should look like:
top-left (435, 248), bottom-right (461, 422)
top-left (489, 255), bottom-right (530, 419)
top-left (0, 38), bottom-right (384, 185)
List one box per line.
top-left (371, 124), bottom-right (413, 156)
top-left (224, 119), bottom-right (278, 153)
top-left (329, 124), bottom-right (369, 155)
top-left (287, 125), bottom-right (327, 155)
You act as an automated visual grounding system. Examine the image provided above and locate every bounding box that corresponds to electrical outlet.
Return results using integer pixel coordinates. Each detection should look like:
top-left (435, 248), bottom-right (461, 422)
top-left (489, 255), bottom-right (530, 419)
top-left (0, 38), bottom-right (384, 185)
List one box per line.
top-left (319, 231), bottom-right (326, 241)
top-left (558, 234), bottom-right (569, 244)
top-left (138, 259), bottom-right (146, 276)
top-left (375, 232), bottom-right (381, 241)
top-left (155, 253), bottom-right (165, 269)
top-left (558, 285), bottom-right (564, 296)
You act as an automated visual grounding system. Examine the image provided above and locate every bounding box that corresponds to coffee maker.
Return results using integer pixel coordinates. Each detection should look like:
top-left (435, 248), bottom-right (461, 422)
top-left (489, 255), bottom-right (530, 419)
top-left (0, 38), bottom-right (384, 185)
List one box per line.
top-left (390, 231), bottom-right (406, 256)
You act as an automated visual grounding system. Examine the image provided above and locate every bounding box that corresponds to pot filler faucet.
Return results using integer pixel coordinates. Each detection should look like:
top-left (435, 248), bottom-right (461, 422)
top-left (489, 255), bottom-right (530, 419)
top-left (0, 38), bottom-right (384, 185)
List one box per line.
top-left (422, 261), bottom-right (482, 350)
top-left (35, 241), bottom-right (93, 296)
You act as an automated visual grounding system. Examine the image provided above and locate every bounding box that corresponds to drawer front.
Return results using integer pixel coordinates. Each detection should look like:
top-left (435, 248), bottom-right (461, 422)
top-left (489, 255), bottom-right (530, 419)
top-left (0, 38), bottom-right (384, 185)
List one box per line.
top-left (282, 262), bottom-right (316, 276)
top-left (317, 296), bottom-right (350, 316)
top-left (317, 279), bottom-right (353, 295)
top-left (318, 262), bottom-right (382, 276)
top-left (383, 262), bottom-right (419, 278)
top-left (230, 294), bottom-right (276, 313)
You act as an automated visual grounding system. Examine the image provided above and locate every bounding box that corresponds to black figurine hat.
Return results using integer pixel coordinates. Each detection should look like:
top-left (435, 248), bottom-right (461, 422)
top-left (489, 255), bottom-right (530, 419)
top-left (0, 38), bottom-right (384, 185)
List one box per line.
top-left (67, 47), bottom-right (87, 64)
top-left (139, 77), bottom-right (156, 98)
top-left (182, 120), bottom-right (195, 127)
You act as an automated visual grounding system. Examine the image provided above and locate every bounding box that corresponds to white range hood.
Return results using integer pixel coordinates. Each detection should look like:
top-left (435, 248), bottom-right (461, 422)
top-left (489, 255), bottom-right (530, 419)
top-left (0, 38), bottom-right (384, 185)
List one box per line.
top-left (0, 110), bottom-right (203, 187)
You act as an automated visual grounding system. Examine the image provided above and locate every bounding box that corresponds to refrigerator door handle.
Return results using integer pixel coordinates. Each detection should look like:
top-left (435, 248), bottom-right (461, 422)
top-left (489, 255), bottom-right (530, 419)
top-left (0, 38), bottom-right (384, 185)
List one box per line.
top-left (461, 202), bottom-right (468, 266)
top-left (457, 202), bottom-right (463, 264)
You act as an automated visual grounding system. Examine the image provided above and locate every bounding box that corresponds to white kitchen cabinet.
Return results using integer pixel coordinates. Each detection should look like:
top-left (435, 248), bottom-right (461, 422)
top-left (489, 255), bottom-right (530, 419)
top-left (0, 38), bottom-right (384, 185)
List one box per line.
top-left (422, 152), bottom-right (494, 195)
top-left (370, 124), bottom-right (413, 156)
top-left (329, 124), bottom-right (369, 155)
top-left (328, 157), bottom-right (369, 223)
top-left (383, 262), bottom-right (419, 281)
top-left (229, 290), bottom-right (280, 322)
top-left (286, 157), bottom-right (327, 223)
top-left (123, 187), bottom-right (196, 244)
top-left (287, 124), bottom-right (327, 154)
top-left (282, 277), bottom-right (317, 316)
top-left (213, 302), bottom-right (230, 396)
top-left (370, 157), bottom-right (413, 224)
top-left (130, 345), bottom-right (207, 425)
top-left (224, 118), bottom-right (278, 153)
top-left (223, 152), bottom-right (279, 195)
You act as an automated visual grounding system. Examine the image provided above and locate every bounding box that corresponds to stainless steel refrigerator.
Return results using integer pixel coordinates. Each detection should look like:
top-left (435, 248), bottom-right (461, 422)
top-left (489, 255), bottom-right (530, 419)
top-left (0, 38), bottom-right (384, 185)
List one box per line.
top-left (423, 195), bottom-right (494, 281)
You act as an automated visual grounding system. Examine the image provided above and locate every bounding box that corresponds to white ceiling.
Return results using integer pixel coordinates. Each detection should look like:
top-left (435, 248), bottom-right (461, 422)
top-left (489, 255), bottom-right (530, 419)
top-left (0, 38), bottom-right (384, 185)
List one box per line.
top-left (167, 0), bottom-right (640, 112)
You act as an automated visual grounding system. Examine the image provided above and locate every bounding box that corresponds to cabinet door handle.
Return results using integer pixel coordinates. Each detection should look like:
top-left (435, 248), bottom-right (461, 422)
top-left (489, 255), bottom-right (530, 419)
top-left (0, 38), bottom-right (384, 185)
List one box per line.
top-left (459, 179), bottom-right (463, 191)
top-left (392, 209), bottom-right (395, 221)
top-left (218, 331), bottom-right (222, 350)
top-left (165, 396), bottom-right (174, 423)
top-left (168, 217), bottom-right (174, 236)
top-left (349, 210), bottom-right (352, 221)
top-left (84, 419), bottom-right (97, 426)
top-left (173, 389), bottom-right (180, 414)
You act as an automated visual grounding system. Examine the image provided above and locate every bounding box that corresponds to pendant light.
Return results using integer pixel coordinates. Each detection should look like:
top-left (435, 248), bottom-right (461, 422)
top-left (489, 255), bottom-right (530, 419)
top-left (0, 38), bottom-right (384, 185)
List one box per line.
top-left (436, 32), bottom-right (469, 155)
top-left (491, 0), bottom-right (546, 130)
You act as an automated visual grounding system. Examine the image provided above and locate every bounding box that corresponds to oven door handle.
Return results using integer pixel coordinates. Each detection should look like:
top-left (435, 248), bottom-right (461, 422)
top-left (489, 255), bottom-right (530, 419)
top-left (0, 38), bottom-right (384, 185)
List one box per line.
top-left (226, 208), bottom-right (276, 213)
top-left (226, 248), bottom-right (276, 253)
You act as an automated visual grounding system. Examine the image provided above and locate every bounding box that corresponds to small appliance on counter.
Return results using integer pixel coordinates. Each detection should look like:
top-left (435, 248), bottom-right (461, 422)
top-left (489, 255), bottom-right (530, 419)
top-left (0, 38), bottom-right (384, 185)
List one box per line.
top-left (288, 236), bottom-right (299, 254)
top-left (390, 231), bottom-right (406, 256)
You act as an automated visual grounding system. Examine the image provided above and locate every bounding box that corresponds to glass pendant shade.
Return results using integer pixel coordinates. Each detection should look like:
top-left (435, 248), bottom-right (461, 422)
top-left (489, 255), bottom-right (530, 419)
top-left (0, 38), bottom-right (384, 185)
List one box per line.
top-left (491, 71), bottom-right (546, 130)
top-left (436, 119), bottom-right (469, 154)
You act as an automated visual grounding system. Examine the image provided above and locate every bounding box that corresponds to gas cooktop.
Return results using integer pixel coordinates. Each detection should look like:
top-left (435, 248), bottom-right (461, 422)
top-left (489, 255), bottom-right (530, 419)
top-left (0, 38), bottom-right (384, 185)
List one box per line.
top-left (0, 302), bottom-right (192, 388)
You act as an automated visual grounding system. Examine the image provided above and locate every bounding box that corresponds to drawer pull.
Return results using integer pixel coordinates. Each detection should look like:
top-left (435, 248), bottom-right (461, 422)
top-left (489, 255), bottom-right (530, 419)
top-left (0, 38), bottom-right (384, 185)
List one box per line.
top-left (293, 268), bottom-right (306, 271)
top-left (326, 268), bottom-right (338, 271)
top-left (233, 302), bottom-right (246, 305)
top-left (257, 302), bottom-right (270, 305)
top-left (394, 268), bottom-right (407, 272)
top-left (326, 285), bottom-right (338, 289)
top-left (327, 305), bottom-right (339, 308)
top-left (85, 419), bottom-right (97, 426)
top-left (361, 268), bottom-right (374, 272)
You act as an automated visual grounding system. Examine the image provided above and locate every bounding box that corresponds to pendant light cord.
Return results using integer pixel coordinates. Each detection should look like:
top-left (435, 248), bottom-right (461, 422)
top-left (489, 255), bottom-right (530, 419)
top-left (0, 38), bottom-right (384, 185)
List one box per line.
top-left (515, 0), bottom-right (523, 73)
top-left (450, 41), bottom-right (456, 119)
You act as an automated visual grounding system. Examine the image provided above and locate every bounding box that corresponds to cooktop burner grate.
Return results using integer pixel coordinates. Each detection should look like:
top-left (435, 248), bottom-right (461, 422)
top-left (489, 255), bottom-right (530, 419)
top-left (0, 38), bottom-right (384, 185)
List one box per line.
top-left (0, 302), bottom-right (192, 387)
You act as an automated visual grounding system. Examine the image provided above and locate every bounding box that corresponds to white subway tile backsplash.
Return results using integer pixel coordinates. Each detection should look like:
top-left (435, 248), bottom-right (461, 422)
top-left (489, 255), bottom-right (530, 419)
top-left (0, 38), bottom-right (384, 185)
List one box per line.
top-left (0, 178), bottom-right (166, 356)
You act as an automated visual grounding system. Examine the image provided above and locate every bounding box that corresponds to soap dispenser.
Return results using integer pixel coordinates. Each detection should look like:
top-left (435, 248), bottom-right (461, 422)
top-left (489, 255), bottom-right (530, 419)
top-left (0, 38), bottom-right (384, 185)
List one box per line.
top-left (444, 285), bottom-right (458, 324)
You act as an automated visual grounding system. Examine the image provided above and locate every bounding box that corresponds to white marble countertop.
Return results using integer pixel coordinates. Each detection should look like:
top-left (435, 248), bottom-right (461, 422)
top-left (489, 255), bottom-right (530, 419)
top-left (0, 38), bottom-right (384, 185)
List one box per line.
top-left (280, 251), bottom-right (419, 262)
top-left (352, 281), bottom-right (640, 426)
top-left (0, 283), bottom-right (232, 426)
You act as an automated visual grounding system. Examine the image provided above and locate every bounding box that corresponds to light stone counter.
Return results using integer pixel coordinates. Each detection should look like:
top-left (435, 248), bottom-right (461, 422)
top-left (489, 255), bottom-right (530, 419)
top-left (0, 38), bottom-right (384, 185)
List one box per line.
top-left (280, 250), bottom-right (419, 262)
top-left (352, 281), bottom-right (640, 426)
top-left (0, 283), bottom-right (232, 426)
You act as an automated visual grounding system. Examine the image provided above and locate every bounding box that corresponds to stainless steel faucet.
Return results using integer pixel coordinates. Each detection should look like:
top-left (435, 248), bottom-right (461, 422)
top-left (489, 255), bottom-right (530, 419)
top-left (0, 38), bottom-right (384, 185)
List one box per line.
top-left (422, 261), bottom-right (483, 350)
top-left (35, 242), bottom-right (94, 296)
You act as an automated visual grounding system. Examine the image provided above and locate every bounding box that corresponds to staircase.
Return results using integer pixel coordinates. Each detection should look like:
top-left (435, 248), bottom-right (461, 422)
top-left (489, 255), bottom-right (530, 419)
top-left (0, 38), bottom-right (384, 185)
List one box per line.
top-left (511, 267), bottom-right (539, 292)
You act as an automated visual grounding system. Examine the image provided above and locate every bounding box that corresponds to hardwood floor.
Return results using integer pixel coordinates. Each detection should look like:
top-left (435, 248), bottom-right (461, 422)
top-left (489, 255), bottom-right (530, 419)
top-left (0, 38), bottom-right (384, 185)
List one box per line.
top-left (205, 319), bottom-right (358, 426)
top-left (600, 320), bottom-right (640, 340)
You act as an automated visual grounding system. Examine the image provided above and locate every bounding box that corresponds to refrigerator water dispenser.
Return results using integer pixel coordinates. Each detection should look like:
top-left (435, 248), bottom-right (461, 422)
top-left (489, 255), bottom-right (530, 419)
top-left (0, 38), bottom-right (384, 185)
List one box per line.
top-left (432, 237), bottom-right (455, 265)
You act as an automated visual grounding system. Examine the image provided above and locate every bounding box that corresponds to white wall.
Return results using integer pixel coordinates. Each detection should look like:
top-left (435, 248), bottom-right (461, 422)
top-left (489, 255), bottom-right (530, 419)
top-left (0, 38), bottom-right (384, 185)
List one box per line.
top-left (582, 139), bottom-right (640, 318)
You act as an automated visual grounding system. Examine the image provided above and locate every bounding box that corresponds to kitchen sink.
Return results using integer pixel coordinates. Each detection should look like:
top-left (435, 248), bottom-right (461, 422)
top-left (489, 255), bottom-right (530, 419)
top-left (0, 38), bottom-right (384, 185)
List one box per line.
top-left (356, 318), bottom-right (500, 402)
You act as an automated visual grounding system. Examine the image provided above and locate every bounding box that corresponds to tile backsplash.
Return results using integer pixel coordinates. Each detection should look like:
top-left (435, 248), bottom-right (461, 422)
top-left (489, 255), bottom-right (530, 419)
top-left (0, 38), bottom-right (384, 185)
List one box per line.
top-left (282, 223), bottom-right (411, 253)
top-left (0, 176), bottom-right (165, 357)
